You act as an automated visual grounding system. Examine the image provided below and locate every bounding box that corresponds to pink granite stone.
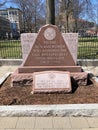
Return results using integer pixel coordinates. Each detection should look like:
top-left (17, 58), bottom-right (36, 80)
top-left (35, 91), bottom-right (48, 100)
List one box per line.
top-left (71, 72), bottom-right (88, 86)
top-left (23, 24), bottom-right (75, 67)
top-left (32, 71), bottom-right (71, 93)
top-left (11, 24), bottom-right (88, 90)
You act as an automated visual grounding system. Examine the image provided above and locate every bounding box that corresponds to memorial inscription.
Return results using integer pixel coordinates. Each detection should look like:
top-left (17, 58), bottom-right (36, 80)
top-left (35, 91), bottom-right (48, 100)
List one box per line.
top-left (32, 71), bottom-right (71, 93)
top-left (32, 44), bottom-right (67, 64)
top-left (23, 24), bottom-right (75, 66)
top-left (21, 33), bottom-right (78, 63)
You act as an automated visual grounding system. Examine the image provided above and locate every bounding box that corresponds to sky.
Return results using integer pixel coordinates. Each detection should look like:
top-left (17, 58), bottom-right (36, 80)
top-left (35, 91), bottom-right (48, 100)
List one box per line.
top-left (0, 0), bottom-right (98, 23)
top-left (0, 0), bottom-right (18, 8)
top-left (92, 0), bottom-right (98, 4)
top-left (1, 0), bottom-right (98, 8)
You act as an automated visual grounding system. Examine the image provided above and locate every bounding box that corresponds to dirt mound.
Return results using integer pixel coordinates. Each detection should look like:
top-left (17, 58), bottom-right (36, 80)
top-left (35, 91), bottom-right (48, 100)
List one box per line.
top-left (0, 76), bottom-right (98, 105)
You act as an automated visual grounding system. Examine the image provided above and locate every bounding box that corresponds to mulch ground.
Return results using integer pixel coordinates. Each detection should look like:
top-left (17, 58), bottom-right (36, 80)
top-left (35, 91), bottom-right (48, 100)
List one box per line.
top-left (0, 76), bottom-right (98, 105)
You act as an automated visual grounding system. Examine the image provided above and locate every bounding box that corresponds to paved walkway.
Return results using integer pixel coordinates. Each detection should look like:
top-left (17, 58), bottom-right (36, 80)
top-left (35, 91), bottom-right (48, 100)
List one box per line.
top-left (0, 66), bottom-right (18, 79)
top-left (0, 117), bottom-right (98, 130)
top-left (0, 66), bottom-right (18, 85)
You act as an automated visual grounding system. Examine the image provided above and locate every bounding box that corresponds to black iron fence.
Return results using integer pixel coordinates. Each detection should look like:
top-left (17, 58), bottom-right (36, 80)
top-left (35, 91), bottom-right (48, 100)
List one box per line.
top-left (78, 36), bottom-right (98, 59)
top-left (0, 40), bottom-right (22, 59)
top-left (0, 36), bottom-right (98, 59)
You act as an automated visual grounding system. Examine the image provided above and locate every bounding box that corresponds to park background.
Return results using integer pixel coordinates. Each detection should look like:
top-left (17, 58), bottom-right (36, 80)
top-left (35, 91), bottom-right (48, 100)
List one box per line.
top-left (0, 0), bottom-right (98, 60)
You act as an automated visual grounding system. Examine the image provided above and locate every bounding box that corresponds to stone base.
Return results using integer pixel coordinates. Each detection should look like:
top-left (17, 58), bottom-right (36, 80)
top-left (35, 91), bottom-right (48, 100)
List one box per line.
top-left (11, 69), bottom-right (88, 87)
top-left (71, 72), bottom-right (88, 86)
top-left (12, 74), bottom-right (33, 87)
top-left (11, 69), bottom-right (33, 87)
top-left (18, 66), bottom-right (82, 73)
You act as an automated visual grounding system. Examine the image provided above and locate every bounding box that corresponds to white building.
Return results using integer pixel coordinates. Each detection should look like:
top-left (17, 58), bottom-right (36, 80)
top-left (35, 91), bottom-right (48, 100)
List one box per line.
top-left (0, 7), bottom-right (23, 35)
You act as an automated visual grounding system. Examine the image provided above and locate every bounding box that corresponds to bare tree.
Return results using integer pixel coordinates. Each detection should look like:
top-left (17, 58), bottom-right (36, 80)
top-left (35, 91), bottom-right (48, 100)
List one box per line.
top-left (58, 0), bottom-right (94, 32)
top-left (72, 0), bottom-right (96, 32)
top-left (0, 1), bottom-right (6, 8)
top-left (13, 0), bottom-right (45, 32)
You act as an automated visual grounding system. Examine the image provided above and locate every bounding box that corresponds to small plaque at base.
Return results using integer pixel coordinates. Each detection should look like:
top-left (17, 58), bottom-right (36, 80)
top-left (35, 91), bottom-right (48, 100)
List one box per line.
top-left (32, 71), bottom-right (71, 93)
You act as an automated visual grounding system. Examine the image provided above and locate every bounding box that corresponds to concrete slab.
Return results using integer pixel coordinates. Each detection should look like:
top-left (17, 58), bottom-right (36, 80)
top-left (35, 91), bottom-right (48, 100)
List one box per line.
top-left (61, 129), bottom-right (82, 130)
top-left (70, 117), bottom-right (89, 129)
top-left (44, 129), bottom-right (62, 130)
top-left (0, 66), bottom-right (18, 86)
top-left (0, 117), bottom-right (98, 130)
top-left (35, 117), bottom-right (53, 129)
top-left (0, 66), bottom-right (18, 79)
top-left (86, 117), bottom-right (98, 128)
top-left (25, 129), bottom-right (43, 130)
top-left (82, 128), bottom-right (98, 130)
top-left (7, 129), bottom-right (24, 130)
top-left (58, 129), bottom-right (82, 130)
top-left (0, 72), bottom-right (11, 86)
top-left (53, 117), bottom-right (71, 128)
top-left (0, 117), bottom-right (18, 128)
top-left (16, 117), bottom-right (35, 129)
top-left (83, 66), bottom-right (98, 76)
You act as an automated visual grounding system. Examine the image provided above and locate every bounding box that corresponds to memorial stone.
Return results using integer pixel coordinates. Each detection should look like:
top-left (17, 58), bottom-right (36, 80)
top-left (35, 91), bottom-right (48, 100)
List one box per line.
top-left (11, 24), bottom-right (88, 90)
top-left (21, 33), bottom-right (78, 64)
top-left (21, 33), bottom-right (37, 60)
top-left (18, 24), bottom-right (81, 73)
top-left (62, 33), bottom-right (78, 64)
top-left (32, 71), bottom-right (71, 93)
top-left (23, 25), bottom-right (75, 66)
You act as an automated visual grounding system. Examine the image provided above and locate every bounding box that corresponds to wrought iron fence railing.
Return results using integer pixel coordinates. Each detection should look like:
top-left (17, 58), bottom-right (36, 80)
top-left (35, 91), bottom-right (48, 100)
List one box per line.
top-left (0, 40), bottom-right (22, 59)
top-left (0, 36), bottom-right (98, 59)
top-left (78, 37), bottom-right (98, 59)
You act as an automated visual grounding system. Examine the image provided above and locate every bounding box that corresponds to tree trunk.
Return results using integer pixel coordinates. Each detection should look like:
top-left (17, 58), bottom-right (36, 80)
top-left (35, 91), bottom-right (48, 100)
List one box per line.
top-left (46, 0), bottom-right (55, 25)
top-left (65, 13), bottom-right (69, 32)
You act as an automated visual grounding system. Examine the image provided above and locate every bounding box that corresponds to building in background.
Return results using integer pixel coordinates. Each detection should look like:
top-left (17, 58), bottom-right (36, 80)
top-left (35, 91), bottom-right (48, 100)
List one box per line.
top-left (57, 0), bottom-right (98, 35)
top-left (0, 16), bottom-right (11, 39)
top-left (0, 7), bottom-right (23, 39)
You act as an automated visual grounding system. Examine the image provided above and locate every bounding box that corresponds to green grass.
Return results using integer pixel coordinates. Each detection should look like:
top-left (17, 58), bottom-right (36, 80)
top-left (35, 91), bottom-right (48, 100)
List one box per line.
top-left (0, 40), bottom-right (22, 59)
top-left (78, 37), bottom-right (98, 59)
top-left (0, 37), bottom-right (98, 59)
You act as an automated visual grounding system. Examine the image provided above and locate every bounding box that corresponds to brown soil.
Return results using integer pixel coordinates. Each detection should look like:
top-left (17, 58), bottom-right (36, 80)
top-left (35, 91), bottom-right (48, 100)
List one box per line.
top-left (0, 76), bottom-right (98, 105)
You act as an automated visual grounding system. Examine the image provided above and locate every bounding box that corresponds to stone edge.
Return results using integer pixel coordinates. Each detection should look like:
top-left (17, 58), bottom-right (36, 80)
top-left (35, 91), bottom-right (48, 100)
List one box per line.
top-left (0, 59), bottom-right (22, 66)
top-left (1, 59), bottom-right (98, 66)
top-left (0, 104), bottom-right (98, 117)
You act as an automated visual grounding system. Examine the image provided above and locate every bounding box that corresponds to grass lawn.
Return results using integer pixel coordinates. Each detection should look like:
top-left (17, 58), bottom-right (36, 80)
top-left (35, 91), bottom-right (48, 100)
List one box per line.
top-left (78, 37), bottom-right (98, 59)
top-left (0, 37), bottom-right (98, 59)
top-left (0, 40), bottom-right (22, 59)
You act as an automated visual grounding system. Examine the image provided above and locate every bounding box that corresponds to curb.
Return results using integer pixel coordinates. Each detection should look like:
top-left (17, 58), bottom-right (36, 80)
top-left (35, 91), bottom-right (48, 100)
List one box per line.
top-left (0, 59), bottom-right (98, 66)
top-left (0, 59), bottom-right (22, 66)
top-left (0, 104), bottom-right (98, 117)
